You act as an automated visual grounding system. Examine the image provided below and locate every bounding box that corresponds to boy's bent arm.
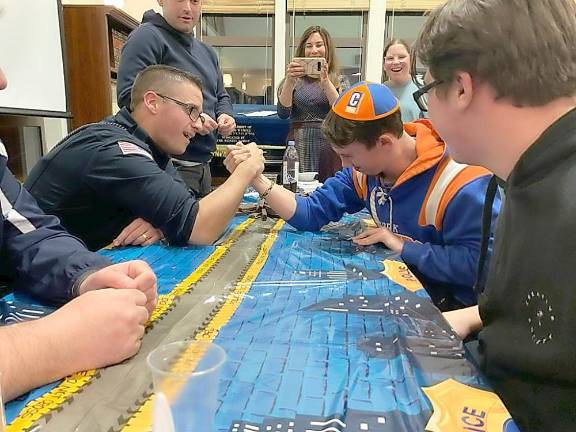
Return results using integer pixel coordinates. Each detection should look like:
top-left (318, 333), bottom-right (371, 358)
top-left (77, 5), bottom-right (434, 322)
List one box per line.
top-left (401, 176), bottom-right (500, 289)
top-left (252, 169), bottom-right (365, 231)
top-left (252, 174), bottom-right (298, 220)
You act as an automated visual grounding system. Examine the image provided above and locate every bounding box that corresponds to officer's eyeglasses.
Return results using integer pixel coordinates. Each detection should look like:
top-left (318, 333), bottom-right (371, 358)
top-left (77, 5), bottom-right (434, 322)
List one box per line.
top-left (156, 93), bottom-right (204, 123)
top-left (412, 79), bottom-right (443, 112)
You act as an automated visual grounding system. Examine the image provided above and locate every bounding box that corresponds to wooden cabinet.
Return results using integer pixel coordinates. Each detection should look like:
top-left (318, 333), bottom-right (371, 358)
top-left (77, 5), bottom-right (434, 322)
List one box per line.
top-left (62, 5), bottom-right (138, 130)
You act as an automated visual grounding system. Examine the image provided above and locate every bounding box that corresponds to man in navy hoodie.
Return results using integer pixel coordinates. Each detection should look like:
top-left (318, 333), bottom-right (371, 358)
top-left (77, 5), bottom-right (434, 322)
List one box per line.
top-left (117, 0), bottom-right (236, 197)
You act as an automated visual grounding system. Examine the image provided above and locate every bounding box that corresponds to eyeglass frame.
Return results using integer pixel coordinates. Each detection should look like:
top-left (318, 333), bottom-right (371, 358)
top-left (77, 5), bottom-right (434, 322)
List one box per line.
top-left (155, 92), bottom-right (204, 123)
top-left (412, 79), bottom-right (443, 112)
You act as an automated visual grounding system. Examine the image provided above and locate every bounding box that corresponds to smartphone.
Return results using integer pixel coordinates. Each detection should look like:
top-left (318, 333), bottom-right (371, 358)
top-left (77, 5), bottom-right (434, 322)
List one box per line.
top-left (293, 57), bottom-right (326, 77)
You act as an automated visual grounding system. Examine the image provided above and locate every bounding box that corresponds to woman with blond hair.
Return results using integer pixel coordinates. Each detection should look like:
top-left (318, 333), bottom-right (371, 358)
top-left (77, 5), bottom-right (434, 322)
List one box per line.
top-left (277, 26), bottom-right (350, 182)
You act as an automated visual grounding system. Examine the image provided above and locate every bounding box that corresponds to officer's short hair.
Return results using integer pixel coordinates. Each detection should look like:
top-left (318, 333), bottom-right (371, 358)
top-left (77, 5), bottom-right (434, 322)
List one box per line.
top-left (413, 0), bottom-right (576, 107)
top-left (130, 65), bottom-right (203, 111)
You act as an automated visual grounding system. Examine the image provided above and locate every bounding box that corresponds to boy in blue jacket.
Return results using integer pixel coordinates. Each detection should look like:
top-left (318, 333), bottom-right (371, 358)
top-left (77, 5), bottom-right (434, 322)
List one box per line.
top-left (227, 82), bottom-right (500, 309)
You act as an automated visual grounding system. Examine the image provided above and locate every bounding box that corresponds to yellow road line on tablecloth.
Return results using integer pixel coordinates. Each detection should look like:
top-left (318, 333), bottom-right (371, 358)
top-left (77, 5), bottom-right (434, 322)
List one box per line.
top-left (121, 220), bottom-right (285, 432)
top-left (7, 219), bottom-right (254, 432)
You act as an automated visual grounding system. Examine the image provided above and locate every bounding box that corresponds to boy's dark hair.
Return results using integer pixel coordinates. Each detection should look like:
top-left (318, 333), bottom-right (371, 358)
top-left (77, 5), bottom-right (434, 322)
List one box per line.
top-left (322, 109), bottom-right (403, 148)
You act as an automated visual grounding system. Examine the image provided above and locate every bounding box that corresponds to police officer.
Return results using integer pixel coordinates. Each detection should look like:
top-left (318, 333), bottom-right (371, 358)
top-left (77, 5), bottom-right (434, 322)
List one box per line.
top-left (0, 65), bottom-right (157, 401)
top-left (25, 65), bottom-right (264, 251)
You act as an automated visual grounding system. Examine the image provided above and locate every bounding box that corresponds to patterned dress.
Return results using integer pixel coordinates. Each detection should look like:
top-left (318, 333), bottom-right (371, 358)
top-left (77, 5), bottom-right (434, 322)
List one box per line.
top-left (277, 76), bottom-right (350, 181)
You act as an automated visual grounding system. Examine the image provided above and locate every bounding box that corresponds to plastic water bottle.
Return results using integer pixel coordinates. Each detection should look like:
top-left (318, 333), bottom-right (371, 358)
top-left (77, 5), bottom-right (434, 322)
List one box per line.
top-left (282, 140), bottom-right (299, 192)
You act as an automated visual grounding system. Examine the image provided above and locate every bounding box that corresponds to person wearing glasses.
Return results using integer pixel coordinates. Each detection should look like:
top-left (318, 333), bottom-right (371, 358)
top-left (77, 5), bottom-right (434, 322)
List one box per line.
top-left (117, 0), bottom-right (235, 198)
top-left (413, 0), bottom-right (576, 429)
top-left (0, 64), bottom-right (157, 402)
top-left (24, 65), bottom-right (264, 251)
top-left (226, 82), bottom-right (499, 310)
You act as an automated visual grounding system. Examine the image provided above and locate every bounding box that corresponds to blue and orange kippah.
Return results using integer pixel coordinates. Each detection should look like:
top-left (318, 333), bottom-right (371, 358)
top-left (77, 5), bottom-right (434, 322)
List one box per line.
top-left (332, 81), bottom-right (400, 121)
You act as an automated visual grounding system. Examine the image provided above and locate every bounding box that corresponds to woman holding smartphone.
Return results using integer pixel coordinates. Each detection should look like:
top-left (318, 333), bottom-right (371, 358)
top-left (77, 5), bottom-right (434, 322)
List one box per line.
top-left (277, 26), bottom-right (350, 182)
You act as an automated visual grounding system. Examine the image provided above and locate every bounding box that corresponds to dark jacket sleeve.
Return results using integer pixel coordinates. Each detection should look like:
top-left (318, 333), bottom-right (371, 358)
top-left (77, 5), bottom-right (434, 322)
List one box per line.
top-left (1, 167), bottom-right (110, 305)
top-left (117, 26), bottom-right (164, 109)
top-left (84, 143), bottom-right (199, 246)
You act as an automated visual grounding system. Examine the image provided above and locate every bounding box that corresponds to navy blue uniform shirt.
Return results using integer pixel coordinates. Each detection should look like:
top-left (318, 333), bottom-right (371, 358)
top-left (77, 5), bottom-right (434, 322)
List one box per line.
top-left (24, 108), bottom-right (199, 251)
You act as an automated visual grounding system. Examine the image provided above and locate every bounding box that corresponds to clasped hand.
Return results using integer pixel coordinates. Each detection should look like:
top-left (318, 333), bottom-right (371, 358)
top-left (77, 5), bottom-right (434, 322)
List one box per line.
top-left (224, 141), bottom-right (265, 176)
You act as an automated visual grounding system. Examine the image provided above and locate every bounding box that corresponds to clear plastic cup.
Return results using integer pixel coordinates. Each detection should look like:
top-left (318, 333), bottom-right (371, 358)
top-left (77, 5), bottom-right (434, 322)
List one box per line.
top-left (147, 341), bottom-right (226, 432)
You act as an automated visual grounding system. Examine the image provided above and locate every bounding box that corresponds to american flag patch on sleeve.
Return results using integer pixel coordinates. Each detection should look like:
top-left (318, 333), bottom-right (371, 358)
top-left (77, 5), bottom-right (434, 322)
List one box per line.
top-left (117, 141), bottom-right (154, 160)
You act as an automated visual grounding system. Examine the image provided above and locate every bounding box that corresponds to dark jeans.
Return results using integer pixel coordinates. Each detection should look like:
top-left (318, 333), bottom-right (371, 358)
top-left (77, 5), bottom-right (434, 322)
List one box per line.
top-left (173, 161), bottom-right (212, 198)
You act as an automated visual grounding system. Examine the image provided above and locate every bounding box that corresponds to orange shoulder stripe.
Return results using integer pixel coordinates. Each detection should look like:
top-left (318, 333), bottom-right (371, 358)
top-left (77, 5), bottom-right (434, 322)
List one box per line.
top-left (434, 166), bottom-right (490, 228)
top-left (352, 169), bottom-right (368, 200)
top-left (417, 156), bottom-right (452, 226)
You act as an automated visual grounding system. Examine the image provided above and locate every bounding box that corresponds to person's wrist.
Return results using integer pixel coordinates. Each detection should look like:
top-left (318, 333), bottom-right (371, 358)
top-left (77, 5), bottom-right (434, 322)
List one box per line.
top-left (252, 174), bottom-right (271, 193)
top-left (236, 160), bottom-right (260, 180)
top-left (73, 265), bottom-right (109, 297)
top-left (258, 181), bottom-right (274, 201)
top-left (391, 236), bottom-right (405, 254)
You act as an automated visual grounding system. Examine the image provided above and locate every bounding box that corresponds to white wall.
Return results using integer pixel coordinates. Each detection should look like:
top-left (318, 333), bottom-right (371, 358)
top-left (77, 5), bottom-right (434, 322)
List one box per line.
top-left (42, 118), bottom-right (69, 151)
top-left (0, 0), bottom-right (67, 114)
top-left (123, 0), bottom-right (159, 20)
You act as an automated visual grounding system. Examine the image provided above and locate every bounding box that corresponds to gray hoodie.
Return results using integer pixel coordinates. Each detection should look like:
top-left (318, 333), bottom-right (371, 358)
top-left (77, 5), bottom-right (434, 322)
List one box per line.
top-left (117, 10), bottom-right (233, 162)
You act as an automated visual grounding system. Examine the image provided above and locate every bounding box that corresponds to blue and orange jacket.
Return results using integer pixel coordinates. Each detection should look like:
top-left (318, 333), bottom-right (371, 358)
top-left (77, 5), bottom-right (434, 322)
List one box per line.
top-left (288, 120), bottom-right (501, 305)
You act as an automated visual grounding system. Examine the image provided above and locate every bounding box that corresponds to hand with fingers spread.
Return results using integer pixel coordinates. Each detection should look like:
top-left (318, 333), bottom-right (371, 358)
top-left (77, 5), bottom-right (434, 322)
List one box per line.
top-left (197, 113), bottom-right (218, 136)
top-left (78, 259), bottom-right (158, 313)
top-left (113, 218), bottom-right (164, 247)
top-left (217, 113), bottom-right (236, 137)
top-left (352, 226), bottom-right (405, 253)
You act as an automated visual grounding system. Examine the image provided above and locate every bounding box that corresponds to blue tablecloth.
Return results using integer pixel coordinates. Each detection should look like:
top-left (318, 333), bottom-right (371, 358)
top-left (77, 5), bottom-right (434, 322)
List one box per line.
top-left (3, 214), bottom-right (519, 431)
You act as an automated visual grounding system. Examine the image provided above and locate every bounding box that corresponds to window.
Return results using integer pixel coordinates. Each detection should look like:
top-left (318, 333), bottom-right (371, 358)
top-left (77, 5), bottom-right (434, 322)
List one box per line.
top-left (202, 15), bottom-right (274, 104)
